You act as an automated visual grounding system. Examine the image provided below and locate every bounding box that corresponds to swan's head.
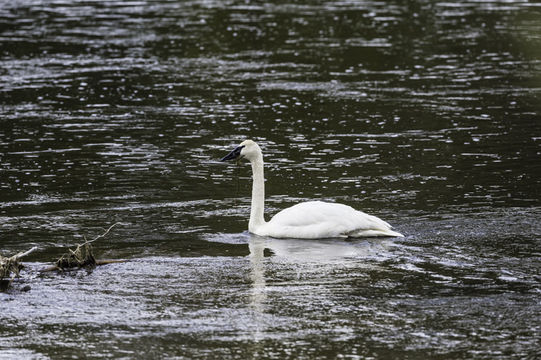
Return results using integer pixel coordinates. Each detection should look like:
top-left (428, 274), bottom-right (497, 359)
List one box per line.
top-left (220, 140), bottom-right (262, 162)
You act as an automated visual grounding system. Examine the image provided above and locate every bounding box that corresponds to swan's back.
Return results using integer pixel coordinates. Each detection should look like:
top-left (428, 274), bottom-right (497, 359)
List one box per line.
top-left (259, 201), bottom-right (403, 239)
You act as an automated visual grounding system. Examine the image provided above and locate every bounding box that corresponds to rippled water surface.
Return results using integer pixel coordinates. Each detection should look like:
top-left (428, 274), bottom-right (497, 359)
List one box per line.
top-left (1, 0), bottom-right (540, 359)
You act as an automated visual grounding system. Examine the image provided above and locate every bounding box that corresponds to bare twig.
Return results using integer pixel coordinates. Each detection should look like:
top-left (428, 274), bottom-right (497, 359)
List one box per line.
top-left (86, 222), bottom-right (121, 245)
top-left (14, 246), bottom-right (38, 260)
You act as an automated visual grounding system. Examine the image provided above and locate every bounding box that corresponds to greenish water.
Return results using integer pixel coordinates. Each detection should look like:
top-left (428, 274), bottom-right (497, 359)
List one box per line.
top-left (1, 0), bottom-right (540, 359)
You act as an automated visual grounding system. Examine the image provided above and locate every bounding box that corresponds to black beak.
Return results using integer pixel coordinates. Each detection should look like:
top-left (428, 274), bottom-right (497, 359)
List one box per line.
top-left (220, 145), bottom-right (245, 162)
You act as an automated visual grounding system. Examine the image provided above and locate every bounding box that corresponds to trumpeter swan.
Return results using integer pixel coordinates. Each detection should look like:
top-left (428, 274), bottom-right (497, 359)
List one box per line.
top-left (220, 140), bottom-right (403, 239)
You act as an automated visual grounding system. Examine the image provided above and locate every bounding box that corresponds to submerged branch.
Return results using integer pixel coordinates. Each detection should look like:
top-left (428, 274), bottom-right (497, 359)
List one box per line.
top-left (40, 259), bottom-right (127, 273)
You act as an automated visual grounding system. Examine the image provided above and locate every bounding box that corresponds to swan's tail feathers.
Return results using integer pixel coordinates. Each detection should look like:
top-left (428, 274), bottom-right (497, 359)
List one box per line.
top-left (348, 228), bottom-right (404, 238)
top-left (381, 229), bottom-right (404, 238)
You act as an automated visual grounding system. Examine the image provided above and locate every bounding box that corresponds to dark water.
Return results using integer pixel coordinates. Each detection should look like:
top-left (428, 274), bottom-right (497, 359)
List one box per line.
top-left (1, 0), bottom-right (540, 358)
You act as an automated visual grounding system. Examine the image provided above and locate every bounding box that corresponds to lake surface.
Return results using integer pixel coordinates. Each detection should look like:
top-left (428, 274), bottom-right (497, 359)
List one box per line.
top-left (1, 0), bottom-right (540, 358)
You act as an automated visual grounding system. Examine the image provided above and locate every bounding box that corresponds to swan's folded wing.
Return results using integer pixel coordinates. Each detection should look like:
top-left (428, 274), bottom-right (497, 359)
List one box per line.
top-left (265, 201), bottom-right (399, 239)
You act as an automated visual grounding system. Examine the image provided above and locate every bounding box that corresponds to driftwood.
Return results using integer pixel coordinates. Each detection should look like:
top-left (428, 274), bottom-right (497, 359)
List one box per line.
top-left (0, 246), bottom-right (38, 291)
top-left (1, 223), bottom-right (126, 291)
top-left (45, 222), bottom-right (124, 272)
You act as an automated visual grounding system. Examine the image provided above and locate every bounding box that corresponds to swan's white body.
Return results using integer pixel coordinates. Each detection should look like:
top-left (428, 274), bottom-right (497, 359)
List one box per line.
top-left (257, 201), bottom-right (402, 238)
top-left (221, 140), bottom-right (403, 239)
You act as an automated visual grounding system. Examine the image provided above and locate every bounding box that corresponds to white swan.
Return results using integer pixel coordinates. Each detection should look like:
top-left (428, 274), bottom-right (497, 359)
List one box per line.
top-left (220, 140), bottom-right (404, 239)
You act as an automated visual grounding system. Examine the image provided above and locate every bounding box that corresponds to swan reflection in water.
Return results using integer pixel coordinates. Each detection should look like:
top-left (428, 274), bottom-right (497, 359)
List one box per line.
top-left (206, 231), bottom-right (395, 345)
top-left (248, 236), bottom-right (267, 316)
top-left (248, 234), bottom-right (394, 266)
top-left (245, 234), bottom-right (395, 340)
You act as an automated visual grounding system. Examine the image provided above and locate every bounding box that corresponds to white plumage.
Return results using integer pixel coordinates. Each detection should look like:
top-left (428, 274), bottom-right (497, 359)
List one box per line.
top-left (260, 201), bottom-right (403, 238)
top-left (220, 140), bottom-right (403, 239)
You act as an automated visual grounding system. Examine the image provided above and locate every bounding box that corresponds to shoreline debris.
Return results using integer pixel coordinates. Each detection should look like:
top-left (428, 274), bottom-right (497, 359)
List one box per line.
top-left (42, 222), bottom-right (125, 272)
top-left (0, 246), bottom-right (38, 291)
top-left (1, 223), bottom-right (126, 291)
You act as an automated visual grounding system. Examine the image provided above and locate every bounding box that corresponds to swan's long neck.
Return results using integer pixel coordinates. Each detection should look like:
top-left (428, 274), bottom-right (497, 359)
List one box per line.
top-left (249, 155), bottom-right (266, 232)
